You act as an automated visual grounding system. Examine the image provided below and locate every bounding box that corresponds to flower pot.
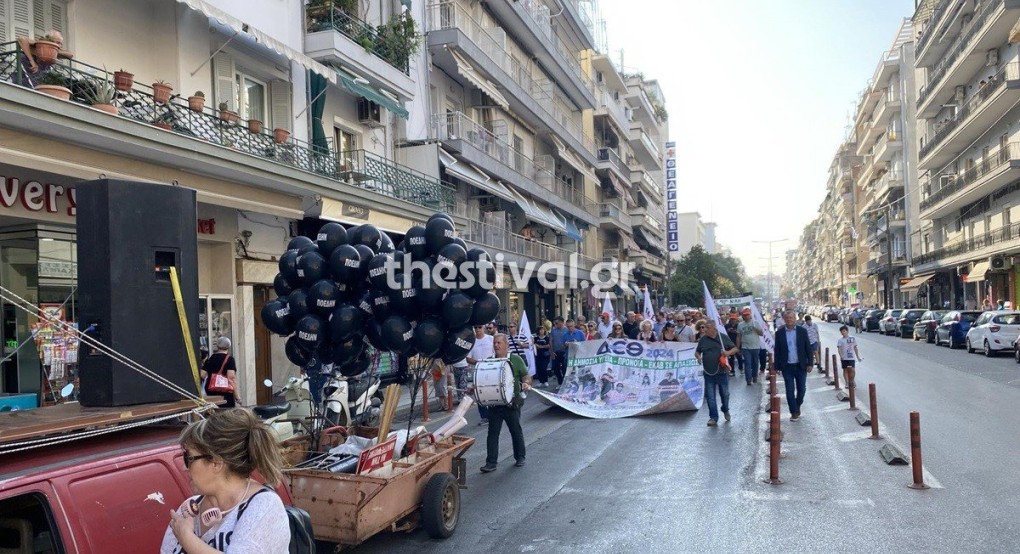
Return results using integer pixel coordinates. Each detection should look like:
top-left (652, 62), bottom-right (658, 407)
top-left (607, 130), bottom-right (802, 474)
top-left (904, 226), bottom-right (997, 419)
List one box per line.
top-left (35, 85), bottom-right (71, 100)
top-left (113, 71), bottom-right (134, 91)
top-left (273, 128), bottom-right (290, 144)
top-left (219, 109), bottom-right (239, 123)
top-left (247, 119), bottom-right (263, 134)
top-left (188, 96), bottom-right (205, 112)
top-left (154, 122), bottom-right (172, 130)
top-left (92, 103), bottom-right (118, 115)
top-left (152, 83), bottom-right (173, 104)
top-left (33, 41), bottom-right (60, 65)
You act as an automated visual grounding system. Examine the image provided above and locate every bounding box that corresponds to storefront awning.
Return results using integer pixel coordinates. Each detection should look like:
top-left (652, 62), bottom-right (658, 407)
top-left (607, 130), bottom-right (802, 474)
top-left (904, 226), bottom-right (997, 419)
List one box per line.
top-left (554, 209), bottom-right (583, 242)
top-left (439, 149), bottom-right (515, 202)
top-left (177, 0), bottom-right (336, 84)
top-left (532, 201), bottom-right (570, 235)
top-left (509, 189), bottom-right (567, 234)
top-left (900, 274), bottom-right (935, 292)
top-left (552, 137), bottom-right (598, 183)
top-left (336, 71), bottom-right (409, 119)
top-left (450, 51), bottom-right (509, 110)
top-left (968, 261), bottom-right (991, 283)
top-left (634, 226), bottom-right (665, 255)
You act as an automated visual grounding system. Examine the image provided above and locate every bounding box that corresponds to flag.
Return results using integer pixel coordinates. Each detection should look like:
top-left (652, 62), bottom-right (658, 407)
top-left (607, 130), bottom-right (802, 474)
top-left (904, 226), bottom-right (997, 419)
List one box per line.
top-left (749, 300), bottom-right (775, 354)
top-left (603, 293), bottom-right (615, 321)
top-left (702, 281), bottom-right (725, 329)
top-left (517, 311), bottom-right (537, 377)
top-left (642, 287), bottom-right (655, 322)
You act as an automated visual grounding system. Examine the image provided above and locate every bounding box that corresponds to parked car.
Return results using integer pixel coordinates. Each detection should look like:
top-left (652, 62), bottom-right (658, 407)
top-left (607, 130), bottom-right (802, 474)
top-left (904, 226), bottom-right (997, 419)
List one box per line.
top-left (863, 309), bottom-right (883, 332)
top-left (936, 310), bottom-right (982, 349)
top-left (966, 311), bottom-right (1020, 356)
top-left (913, 310), bottom-right (947, 342)
top-left (878, 309), bottom-right (904, 335)
top-left (895, 309), bottom-right (926, 338)
top-left (824, 306), bottom-right (839, 322)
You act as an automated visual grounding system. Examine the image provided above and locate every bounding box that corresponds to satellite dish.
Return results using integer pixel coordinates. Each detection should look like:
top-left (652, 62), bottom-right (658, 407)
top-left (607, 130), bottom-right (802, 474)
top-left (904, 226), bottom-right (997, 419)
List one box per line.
top-left (263, 379), bottom-right (274, 387)
top-left (59, 383), bottom-right (75, 398)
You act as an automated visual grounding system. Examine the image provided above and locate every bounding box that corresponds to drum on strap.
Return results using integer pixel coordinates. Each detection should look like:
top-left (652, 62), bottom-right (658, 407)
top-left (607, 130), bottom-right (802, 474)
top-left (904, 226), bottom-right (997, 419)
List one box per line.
top-left (473, 358), bottom-right (514, 407)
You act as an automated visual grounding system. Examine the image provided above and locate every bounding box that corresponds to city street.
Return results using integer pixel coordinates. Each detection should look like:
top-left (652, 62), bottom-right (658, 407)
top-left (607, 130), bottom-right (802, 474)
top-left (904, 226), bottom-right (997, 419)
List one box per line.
top-left (355, 323), bottom-right (1020, 553)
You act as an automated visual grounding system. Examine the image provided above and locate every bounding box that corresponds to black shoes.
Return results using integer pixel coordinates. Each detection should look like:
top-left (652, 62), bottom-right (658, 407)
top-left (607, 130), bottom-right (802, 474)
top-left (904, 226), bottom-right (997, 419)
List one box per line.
top-left (514, 459), bottom-right (526, 467)
top-left (480, 464), bottom-right (497, 473)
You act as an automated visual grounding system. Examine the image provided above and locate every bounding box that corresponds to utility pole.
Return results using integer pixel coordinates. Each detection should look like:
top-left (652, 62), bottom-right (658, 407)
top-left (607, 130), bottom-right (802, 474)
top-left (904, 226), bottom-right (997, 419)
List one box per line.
top-left (885, 203), bottom-right (892, 309)
top-left (754, 239), bottom-right (788, 309)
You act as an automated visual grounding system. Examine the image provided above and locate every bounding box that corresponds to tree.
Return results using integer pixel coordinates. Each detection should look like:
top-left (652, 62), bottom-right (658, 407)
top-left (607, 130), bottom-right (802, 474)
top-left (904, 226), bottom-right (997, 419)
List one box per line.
top-left (667, 246), bottom-right (751, 307)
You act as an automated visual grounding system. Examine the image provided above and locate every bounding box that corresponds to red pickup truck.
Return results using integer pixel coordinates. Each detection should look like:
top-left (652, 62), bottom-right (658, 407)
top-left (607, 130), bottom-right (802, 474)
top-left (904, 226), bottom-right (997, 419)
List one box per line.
top-left (0, 422), bottom-right (312, 553)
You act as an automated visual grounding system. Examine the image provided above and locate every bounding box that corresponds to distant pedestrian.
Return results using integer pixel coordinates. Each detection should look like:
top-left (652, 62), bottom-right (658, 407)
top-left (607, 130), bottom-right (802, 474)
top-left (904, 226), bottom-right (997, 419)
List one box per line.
top-left (608, 321), bottom-right (627, 339)
top-left (836, 325), bottom-right (861, 390)
top-left (597, 311), bottom-right (614, 339)
top-left (653, 311), bottom-right (667, 336)
top-left (549, 317), bottom-right (569, 385)
top-left (737, 307), bottom-right (764, 385)
top-left (802, 315), bottom-right (821, 370)
top-left (660, 322), bottom-right (679, 342)
top-left (674, 314), bottom-right (696, 343)
top-left (622, 312), bottom-right (639, 338)
top-left (725, 313), bottom-right (741, 377)
top-left (467, 325), bottom-right (495, 425)
top-left (773, 310), bottom-right (813, 420)
top-left (585, 322), bottom-right (598, 340)
top-left (695, 320), bottom-right (738, 426)
top-left (636, 320), bottom-right (657, 342)
top-left (533, 326), bottom-right (551, 388)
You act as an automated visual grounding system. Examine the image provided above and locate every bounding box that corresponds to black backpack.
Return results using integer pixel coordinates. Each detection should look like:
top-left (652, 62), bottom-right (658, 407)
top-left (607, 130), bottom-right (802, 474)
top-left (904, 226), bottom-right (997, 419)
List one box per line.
top-left (239, 487), bottom-right (315, 554)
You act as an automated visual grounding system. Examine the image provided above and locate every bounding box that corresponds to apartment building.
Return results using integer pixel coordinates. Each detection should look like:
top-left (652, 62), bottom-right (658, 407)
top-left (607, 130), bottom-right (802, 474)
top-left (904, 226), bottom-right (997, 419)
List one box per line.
top-left (911, 0), bottom-right (1020, 310)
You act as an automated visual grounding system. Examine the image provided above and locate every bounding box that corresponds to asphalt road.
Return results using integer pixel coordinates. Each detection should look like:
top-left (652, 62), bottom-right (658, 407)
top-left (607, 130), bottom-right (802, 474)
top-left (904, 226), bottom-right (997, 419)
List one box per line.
top-left (343, 325), bottom-right (1020, 553)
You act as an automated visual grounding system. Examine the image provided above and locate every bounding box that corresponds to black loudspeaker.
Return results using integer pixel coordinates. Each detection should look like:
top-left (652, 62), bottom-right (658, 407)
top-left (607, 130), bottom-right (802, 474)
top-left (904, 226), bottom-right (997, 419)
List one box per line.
top-left (77, 180), bottom-right (201, 407)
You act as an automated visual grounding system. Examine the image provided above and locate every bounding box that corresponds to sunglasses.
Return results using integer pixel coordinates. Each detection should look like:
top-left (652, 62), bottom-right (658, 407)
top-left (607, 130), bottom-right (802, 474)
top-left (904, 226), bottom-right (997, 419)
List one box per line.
top-left (183, 452), bottom-right (213, 469)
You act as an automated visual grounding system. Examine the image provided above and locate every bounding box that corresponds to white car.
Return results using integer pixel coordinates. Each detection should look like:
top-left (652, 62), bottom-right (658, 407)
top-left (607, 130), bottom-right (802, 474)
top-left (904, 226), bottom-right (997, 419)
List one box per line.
top-left (965, 311), bottom-right (1020, 357)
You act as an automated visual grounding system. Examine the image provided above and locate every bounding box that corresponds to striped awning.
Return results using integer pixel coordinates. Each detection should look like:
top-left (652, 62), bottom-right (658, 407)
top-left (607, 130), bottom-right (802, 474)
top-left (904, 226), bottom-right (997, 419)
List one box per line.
top-left (900, 274), bottom-right (934, 292)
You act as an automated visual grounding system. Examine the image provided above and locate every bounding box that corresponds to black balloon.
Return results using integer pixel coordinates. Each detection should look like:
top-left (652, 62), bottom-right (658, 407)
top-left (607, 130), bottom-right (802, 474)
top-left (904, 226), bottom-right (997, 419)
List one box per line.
top-left (287, 289), bottom-right (311, 321)
top-left (297, 251), bottom-right (327, 286)
top-left (416, 278), bottom-right (446, 313)
top-left (285, 335), bottom-right (311, 366)
top-left (315, 222), bottom-right (348, 256)
top-left (340, 350), bottom-right (371, 377)
top-left (404, 226), bottom-right (428, 260)
top-left (428, 212), bottom-right (454, 226)
top-left (295, 314), bottom-right (326, 348)
top-left (470, 292), bottom-right (500, 325)
top-left (273, 273), bottom-right (293, 298)
top-left (371, 288), bottom-right (393, 321)
top-left (329, 304), bottom-right (362, 342)
top-left (287, 236), bottom-right (315, 251)
top-left (452, 238), bottom-right (467, 251)
top-left (364, 319), bottom-right (386, 350)
top-left (442, 326), bottom-right (475, 364)
top-left (332, 335), bottom-right (365, 365)
top-left (356, 224), bottom-right (382, 253)
top-left (297, 243), bottom-right (319, 257)
top-left (441, 292), bottom-right (474, 329)
top-left (413, 319), bottom-right (445, 357)
top-left (367, 253), bottom-right (394, 290)
top-left (380, 315), bottom-right (414, 354)
top-left (425, 217), bottom-right (456, 255)
top-left (260, 299), bottom-right (292, 336)
top-left (329, 244), bottom-right (362, 284)
top-left (379, 233), bottom-right (395, 254)
top-left (465, 248), bottom-right (491, 263)
top-left (354, 245), bottom-right (374, 279)
top-left (316, 340), bottom-right (335, 366)
top-left (308, 279), bottom-right (339, 316)
top-left (436, 243), bottom-right (467, 270)
top-left (355, 289), bottom-right (375, 319)
top-left (388, 273), bottom-right (419, 315)
top-left (278, 249), bottom-right (301, 287)
top-left (464, 259), bottom-right (496, 298)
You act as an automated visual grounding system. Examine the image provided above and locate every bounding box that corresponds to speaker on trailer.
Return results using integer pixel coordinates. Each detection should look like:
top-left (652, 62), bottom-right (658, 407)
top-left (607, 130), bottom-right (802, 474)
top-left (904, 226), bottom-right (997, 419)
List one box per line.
top-left (77, 180), bottom-right (201, 407)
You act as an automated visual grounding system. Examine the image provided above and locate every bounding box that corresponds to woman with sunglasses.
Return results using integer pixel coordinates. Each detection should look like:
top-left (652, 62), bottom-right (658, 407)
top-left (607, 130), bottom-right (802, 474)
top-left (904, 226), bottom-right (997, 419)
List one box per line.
top-left (585, 322), bottom-right (598, 340)
top-left (161, 408), bottom-right (289, 553)
top-left (608, 322), bottom-right (627, 339)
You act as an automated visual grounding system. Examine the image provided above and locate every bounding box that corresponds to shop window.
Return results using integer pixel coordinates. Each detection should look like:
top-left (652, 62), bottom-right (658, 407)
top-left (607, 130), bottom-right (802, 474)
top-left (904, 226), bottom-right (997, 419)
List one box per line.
top-left (0, 493), bottom-right (61, 553)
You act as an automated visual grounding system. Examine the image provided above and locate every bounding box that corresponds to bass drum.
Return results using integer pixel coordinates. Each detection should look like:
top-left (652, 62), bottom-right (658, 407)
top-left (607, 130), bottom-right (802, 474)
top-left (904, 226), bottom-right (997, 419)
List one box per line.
top-left (472, 358), bottom-right (514, 407)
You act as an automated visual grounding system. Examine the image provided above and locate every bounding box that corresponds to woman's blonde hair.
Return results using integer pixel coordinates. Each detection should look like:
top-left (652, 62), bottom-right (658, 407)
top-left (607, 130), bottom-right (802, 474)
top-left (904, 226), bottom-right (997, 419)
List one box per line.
top-left (180, 408), bottom-right (283, 486)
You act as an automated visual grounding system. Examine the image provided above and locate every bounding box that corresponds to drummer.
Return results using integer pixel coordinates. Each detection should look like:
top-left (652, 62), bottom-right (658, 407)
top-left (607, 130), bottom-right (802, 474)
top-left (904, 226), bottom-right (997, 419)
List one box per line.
top-left (478, 333), bottom-right (532, 473)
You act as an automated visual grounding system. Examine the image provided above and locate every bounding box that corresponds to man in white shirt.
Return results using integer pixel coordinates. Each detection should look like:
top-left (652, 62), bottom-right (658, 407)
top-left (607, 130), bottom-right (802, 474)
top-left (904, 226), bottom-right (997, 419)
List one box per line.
top-left (597, 311), bottom-right (614, 339)
top-left (674, 313), bottom-right (697, 343)
top-left (802, 315), bottom-right (821, 370)
top-left (467, 324), bottom-right (495, 424)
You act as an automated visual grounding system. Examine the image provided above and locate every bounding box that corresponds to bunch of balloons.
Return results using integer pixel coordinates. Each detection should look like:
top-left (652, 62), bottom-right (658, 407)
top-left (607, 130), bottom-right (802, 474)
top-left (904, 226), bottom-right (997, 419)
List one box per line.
top-left (260, 213), bottom-right (500, 382)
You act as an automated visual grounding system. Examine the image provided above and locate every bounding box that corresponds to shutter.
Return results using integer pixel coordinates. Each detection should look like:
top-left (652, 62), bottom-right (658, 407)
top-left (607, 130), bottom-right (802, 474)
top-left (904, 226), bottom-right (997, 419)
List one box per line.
top-left (213, 52), bottom-right (236, 112)
top-left (269, 79), bottom-right (292, 131)
top-left (32, 0), bottom-right (44, 37)
top-left (12, 0), bottom-right (32, 39)
top-left (0, 1), bottom-right (8, 43)
top-left (48, 0), bottom-right (65, 34)
top-left (32, 0), bottom-right (64, 38)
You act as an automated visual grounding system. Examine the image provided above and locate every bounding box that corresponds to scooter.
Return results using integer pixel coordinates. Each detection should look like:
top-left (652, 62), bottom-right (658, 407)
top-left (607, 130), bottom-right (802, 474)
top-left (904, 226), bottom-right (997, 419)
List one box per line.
top-left (322, 370), bottom-right (382, 427)
top-left (253, 376), bottom-right (314, 442)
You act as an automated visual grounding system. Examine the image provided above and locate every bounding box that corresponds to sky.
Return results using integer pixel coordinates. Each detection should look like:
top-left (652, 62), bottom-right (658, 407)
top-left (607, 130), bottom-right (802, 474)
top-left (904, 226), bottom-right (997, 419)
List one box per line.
top-left (598, 0), bottom-right (915, 276)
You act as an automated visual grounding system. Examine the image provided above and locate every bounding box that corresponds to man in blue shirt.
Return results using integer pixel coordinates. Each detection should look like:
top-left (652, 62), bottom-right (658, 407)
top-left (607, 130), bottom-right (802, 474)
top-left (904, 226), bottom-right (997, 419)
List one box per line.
top-left (549, 317), bottom-right (569, 385)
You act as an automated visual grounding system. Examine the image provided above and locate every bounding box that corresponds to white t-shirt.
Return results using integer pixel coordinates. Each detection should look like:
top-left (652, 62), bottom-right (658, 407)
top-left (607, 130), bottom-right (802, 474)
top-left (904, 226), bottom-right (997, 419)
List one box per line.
top-left (804, 322), bottom-right (820, 344)
top-left (160, 487), bottom-right (290, 554)
top-left (676, 325), bottom-right (696, 343)
top-left (597, 321), bottom-right (614, 339)
top-left (837, 336), bottom-right (859, 361)
top-left (468, 334), bottom-right (494, 364)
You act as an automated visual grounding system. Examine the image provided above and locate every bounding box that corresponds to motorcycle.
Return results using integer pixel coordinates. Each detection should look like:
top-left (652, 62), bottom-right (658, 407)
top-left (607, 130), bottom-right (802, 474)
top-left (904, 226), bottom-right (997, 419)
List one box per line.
top-left (253, 376), bottom-right (314, 442)
top-left (322, 371), bottom-right (383, 427)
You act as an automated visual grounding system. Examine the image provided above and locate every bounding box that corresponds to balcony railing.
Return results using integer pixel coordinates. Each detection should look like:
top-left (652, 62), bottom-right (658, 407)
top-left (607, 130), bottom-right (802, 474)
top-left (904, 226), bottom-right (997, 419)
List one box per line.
top-left (642, 172), bottom-right (662, 197)
top-left (455, 203), bottom-right (594, 269)
top-left (0, 43), bottom-right (452, 212)
top-left (434, 112), bottom-right (596, 214)
top-left (515, 0), bottom-right (596, 96)
top-left (915, 0), bottom-right (954, 56)
top-left (917, 0), bottom-right (1001, 108)
top-left (549, 93), bottom-right (596, 154)
top-left (921, 63), bottom-right (1019, 159)
top-left (914, 219), bottom-right (1020, 266)
top-left (305, 3), bottom-right (413, 74)
top-left (920, 142), bottom-right (1020, 211)
top-left (602, 248), bottom-right (621, 262)
top-left (598, 147), bottom-right (625, 174)
top-left (596, 84), bottom-right (629, 128)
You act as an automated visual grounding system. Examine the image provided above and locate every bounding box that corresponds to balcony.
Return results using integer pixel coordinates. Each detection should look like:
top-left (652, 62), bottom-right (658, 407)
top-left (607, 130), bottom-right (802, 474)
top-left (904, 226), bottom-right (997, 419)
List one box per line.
top-left (597, 147), bottom-right (627, 182)
top-left (861, 170), bottom-right (904, 211)
top-left (559, 0), bottom-right (598, 50)
top-left (0, 45), bottom-right (453, 213)
top-left (304, 3), bottom-right (415, 100)
top-left (599, 199), bottom-right (631, 231)
top-left (639, 171), bottom-right (662, 199)
top-left (433, 112), bottom-right (597, 223)
top-left (871, 89), bottom-right (901, 130)
top-left (914, 219), bottom-right (1020, 269)
top-left (915, 0), bottom-right (958, 65)
top-left (455, 204), bottom-right (595, 271)
top-left (916, 0), bottom-right (1020, 117)
top-left (595, 84), bottom-right (630, 136)
top-left (920, 142), bottom-right (1020, 218)
top-left (919, 63), bottom-right (1020, 169)
top-left (630, 126), bottom-right (662, 167)
top-left (630, 249), bottom-right (666, 275)
top-left (481, 0), bottom-right (597, 109)
top-left (873, 128), bottom-right (903, 164)
top-left (426, 2), bottom-right (597, 165)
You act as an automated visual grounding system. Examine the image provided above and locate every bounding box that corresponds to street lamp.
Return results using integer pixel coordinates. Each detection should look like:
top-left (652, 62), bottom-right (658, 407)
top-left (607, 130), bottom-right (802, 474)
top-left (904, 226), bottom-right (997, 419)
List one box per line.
top-left (754, 239), bottom-right (788, 308)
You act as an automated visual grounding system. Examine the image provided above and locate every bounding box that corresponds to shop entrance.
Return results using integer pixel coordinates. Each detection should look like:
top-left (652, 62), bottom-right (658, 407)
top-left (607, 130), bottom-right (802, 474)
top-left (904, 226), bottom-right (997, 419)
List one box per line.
top-left (253, 286), bottom-right (273, 405)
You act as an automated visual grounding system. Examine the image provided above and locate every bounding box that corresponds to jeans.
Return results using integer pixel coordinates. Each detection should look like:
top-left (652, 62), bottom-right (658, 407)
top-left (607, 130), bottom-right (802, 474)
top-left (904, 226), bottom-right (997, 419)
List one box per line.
top-left (551, 352), bottom-right (567, 384)
top-left (780, 363), bottom-right (807, 415)
top-left (742, 349), bottom-right (761, 382)
top-left (486, 405), bottom-right (525, 464)
top-left (809, 342), bottom-right (819, 366)
top-left (703, 373), bottom-right (730, 421)
top-left (759, 349), bottom-right (768, 371)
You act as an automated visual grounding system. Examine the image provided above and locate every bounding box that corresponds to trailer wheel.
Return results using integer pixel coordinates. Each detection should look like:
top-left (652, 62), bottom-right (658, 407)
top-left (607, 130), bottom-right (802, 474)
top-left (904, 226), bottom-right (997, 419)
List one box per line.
top-left (421, 472), bottom-right (459, 538)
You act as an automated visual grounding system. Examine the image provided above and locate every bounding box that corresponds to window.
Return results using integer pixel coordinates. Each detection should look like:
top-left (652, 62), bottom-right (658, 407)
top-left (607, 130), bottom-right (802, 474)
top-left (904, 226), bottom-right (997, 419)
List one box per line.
top-left (513, 134), bottom-right (524, 172)
top-left (235, 73), bottom-right (267, 122)
top-left (0, 493), bottom-right (61, 552)
top-left (335, 128), bottom-right (357, 171)
top-left (0, 0), bottom-right (67, 42)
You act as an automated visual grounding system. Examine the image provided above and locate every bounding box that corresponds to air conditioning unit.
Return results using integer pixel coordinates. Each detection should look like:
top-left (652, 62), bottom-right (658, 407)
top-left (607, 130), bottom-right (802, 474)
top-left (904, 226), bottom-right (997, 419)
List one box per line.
top-left (938, 173), bottom-right (956, 189)
top-left (357, 98), bottom-right (383, 127)
top-left (990, 255), bottom-right (1007, 270)
top-left (986, 49), bottom-right (999, 67)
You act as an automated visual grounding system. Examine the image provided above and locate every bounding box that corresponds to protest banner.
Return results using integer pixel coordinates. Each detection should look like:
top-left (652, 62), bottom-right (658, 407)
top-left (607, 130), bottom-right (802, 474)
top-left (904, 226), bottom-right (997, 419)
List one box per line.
top-left (714, 294), bottom-right (775, 354)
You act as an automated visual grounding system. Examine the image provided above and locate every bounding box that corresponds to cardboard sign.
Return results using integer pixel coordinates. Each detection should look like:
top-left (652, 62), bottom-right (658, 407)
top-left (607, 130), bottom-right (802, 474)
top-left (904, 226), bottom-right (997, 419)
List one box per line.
top-left (357, 437), bottom-right (397, 474)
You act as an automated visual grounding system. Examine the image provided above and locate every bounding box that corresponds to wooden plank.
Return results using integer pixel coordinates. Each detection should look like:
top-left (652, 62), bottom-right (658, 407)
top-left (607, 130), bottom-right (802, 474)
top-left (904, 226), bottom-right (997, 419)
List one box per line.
top-left (0, 399), bottom-right (205, 444)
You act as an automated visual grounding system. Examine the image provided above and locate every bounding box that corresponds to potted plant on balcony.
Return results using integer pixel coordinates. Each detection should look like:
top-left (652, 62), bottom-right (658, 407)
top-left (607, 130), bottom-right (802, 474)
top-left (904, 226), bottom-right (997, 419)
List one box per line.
top-left (152, 111), bottom-right (174, 131)
top-left (248, 118), bottom-right (263, 134)
top-left (35, 69), bottom-right (72, 100)
top-left (273, 127), bottom-right (290, 143)
top-left (374, 12), bottom-right (420, 72)
top-left (113, 69), bottom-right (134, 91)
top-left (188, 91), bottom-right (205, 111)
top-left (82, 71), bottom-right (119, 115)
top-left (151, 80), bottom-right (173, 103)
top-left (32, 34), bottom-right (62, 65)
top-left (218, 102), bottom-right (239, 123)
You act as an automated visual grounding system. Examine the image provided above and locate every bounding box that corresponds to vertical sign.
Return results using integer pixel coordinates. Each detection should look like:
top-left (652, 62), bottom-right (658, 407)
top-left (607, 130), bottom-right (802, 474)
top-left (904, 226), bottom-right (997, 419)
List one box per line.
top-left (665, 142), bottom-right (678, 256)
